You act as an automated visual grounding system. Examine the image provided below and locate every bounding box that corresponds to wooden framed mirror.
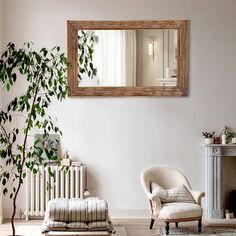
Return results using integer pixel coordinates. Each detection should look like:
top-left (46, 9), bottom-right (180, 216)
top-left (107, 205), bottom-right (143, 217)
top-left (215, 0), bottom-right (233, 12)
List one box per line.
top-left (67, 20), bottom-right (189, 96)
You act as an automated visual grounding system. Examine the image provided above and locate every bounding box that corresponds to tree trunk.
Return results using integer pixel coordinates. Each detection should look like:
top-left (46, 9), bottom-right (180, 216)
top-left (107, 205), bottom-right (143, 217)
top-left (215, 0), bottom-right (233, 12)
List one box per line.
top-left (11, 196), bottom-right (16, 236)
top-left (9, 77), bottom-right (40, 236)
top-left (10, 176), bottom-right (22, 236)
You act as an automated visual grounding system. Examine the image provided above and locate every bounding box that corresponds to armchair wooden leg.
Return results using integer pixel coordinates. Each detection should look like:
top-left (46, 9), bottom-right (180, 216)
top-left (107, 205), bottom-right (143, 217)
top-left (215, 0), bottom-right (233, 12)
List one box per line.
top-left (198, 219), bottom-right (202, 232)
top-left (165, 222), bottom-right (170, 235)
top-left (175, 222), bottom-right (178, 228)
top-left (150, 218), bottom-right (155, 229)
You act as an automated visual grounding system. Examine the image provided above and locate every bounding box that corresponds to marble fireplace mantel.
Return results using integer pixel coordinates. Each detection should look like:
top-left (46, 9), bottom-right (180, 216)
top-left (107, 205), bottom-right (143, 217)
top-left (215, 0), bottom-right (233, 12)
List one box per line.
top-left (204, 144), bottom-right (236, 220)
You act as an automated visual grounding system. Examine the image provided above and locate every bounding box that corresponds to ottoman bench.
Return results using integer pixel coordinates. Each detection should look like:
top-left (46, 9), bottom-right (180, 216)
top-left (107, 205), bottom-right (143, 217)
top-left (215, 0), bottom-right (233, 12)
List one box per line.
top-left (42, 198), bottom-right (115, 236)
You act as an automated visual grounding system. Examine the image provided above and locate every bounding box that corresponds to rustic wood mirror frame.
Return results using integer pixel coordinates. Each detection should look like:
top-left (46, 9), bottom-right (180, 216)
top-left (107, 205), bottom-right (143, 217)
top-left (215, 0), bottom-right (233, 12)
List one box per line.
top-left (67, 20), bottom-right (189, 97)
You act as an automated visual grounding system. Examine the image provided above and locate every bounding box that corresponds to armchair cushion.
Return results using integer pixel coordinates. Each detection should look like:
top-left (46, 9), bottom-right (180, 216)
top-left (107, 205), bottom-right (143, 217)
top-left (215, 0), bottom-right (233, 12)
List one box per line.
top-left (159, 202), bottom-right (203, 220)
top-left (151, 182), bottom-right (195, 203)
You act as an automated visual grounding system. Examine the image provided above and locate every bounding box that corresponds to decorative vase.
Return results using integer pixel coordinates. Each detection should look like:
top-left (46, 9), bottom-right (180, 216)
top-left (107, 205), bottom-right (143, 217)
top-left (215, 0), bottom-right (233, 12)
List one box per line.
top-left (221, 134), bottom-right (226, 144)
top-left (204, 138), bottom-right (213, 145)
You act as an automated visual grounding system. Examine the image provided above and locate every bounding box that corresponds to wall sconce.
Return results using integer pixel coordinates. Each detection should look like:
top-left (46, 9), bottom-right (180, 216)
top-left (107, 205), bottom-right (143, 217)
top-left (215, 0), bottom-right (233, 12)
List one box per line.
top-left (148, 37), bottom-right (155, 61)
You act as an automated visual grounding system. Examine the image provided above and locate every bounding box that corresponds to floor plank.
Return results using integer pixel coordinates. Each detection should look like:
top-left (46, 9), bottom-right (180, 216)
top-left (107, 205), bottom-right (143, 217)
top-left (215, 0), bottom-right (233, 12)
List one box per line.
top-left (0, 219), bottom-right (217, 236)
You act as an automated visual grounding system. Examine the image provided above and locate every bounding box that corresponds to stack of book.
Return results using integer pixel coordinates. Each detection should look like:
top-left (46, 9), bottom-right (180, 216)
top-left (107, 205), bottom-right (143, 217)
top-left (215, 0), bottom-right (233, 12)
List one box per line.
top-left (71, 161), bottom-right (82, 166)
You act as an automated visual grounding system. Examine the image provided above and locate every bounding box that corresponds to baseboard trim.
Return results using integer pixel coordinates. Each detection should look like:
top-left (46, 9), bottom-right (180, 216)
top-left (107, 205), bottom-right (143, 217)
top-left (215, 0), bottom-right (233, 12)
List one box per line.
top-left (109, 208), bottom-right (150, 219)
top-left (204, 218), bottom-right (236, 226)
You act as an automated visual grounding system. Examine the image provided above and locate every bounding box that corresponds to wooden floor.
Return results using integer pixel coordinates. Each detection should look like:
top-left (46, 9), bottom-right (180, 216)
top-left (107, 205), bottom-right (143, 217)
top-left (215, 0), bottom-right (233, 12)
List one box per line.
top-left (0, 219), bottom-right (200, 236)
top-left (0, 219), bottom-right (201, 236)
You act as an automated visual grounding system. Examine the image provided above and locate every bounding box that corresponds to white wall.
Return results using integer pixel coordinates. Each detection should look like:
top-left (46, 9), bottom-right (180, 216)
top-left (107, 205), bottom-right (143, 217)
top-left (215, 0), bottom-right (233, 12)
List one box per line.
top-left (0, 1), bottom-right (2, 103)
top-left (0, 0), bottom-right (2, 108)
top-left (1, 0), bottom-right (236, 218)
top-left (0, 0), bottom-right (3, 224)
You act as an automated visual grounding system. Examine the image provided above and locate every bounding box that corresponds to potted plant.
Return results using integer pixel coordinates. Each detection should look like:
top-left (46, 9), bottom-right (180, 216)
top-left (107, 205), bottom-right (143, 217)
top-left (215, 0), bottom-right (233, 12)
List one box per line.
top-left (202, 131), bottom-right (215, 144)
top-left (222, 126), bottom-right (236, 144)
top-left (0, 42), bottom-right (68, 236)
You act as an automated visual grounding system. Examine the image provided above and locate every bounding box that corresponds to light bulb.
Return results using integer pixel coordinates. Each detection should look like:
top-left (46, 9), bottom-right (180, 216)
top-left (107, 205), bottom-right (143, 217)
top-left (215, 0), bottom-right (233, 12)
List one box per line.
top-left (148, 42), bottom-right (153, 56)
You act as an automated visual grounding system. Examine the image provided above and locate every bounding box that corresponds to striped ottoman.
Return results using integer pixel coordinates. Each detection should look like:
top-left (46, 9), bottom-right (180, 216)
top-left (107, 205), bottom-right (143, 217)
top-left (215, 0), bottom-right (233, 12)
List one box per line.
top-left (42, 198), bottom-right (115, 236)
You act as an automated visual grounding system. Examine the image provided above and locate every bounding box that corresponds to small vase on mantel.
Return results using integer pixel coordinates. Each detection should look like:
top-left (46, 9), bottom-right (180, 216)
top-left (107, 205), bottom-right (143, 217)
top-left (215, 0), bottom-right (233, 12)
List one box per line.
top-left (221, 126), bottom-right (228, 144)
top-left (221, 134), bottom-right (227, 145)
top-left (204, 138), bottom-right (213, 145)
top-left (202, 131), bottom-right (215, 145)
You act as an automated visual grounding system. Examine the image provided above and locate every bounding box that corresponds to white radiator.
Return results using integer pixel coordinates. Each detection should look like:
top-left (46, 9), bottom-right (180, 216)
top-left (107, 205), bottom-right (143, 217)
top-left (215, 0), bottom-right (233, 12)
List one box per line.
top-left (24, 165), bottom-right (86, 220)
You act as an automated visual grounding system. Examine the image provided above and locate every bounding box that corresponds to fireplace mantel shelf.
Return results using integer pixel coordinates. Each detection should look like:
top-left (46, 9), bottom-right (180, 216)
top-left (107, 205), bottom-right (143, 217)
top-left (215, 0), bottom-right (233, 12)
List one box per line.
top-left (203, 144), bottom-right (236, 147)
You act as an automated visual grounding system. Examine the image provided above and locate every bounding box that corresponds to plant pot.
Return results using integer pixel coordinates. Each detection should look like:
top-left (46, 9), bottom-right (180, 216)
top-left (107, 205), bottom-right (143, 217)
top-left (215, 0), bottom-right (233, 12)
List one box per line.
top-left (232, 137), bottom-right (236, 144)
top-left (204, 138), bottom-right (213, 145)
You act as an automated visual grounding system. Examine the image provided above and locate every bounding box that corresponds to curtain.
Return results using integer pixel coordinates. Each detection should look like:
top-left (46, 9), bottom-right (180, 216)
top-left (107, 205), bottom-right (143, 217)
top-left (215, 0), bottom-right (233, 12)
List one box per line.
top-left (93, 30), bottom-right (136, 86)
top-left (124, 30), bottom-right (136, 86)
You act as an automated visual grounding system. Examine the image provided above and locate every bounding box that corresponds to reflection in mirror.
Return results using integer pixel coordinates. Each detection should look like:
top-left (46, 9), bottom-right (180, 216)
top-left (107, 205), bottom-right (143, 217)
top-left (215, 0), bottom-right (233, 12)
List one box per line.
top-left (78, 29), bottom-right (178, 87)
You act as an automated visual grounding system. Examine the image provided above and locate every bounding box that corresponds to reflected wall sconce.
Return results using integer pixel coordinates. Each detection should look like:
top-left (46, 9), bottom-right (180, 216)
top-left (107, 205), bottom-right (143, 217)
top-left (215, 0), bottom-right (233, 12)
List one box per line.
top-left (148, 37), bottom-right (155, 61)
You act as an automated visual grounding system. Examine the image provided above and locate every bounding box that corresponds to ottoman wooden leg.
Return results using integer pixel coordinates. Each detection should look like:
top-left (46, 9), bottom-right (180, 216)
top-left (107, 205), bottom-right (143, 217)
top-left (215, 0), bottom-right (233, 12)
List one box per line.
top-left (165, 222), bottom-right (170, 235)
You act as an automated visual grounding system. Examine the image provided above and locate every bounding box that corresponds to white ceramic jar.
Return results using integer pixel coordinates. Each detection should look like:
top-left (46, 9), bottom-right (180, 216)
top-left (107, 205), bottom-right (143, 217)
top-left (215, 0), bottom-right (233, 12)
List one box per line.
top-left (204, 138), bottom-right (213, 145)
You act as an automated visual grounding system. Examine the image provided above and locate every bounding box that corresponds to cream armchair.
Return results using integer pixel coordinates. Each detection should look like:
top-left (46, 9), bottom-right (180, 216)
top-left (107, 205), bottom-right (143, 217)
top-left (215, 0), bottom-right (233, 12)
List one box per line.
top-left (141, 166), bottom-right (205, 235)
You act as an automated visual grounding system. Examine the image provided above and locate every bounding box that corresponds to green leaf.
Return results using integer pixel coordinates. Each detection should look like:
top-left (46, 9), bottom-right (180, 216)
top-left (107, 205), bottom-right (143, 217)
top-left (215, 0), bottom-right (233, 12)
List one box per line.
top-left (41, 109), bottom-right (45, 117)
top-left (3, 188), bottom-right (8, 195)
top-left (12, 133), bottom-right (16, 143)
top-left (0, 150), bottom-right (7, 158)
top-left (35, 53), bottom-right (41, 64)
top-left (6, 83), bottom-right (10, 91)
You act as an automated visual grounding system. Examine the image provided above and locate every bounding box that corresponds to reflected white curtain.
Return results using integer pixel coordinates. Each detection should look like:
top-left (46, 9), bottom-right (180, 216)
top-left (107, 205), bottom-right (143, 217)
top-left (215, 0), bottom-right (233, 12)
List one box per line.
top-left (124, 30), bottom-right (136, 86)
top-left (93, 30), bottom-right (136, 86)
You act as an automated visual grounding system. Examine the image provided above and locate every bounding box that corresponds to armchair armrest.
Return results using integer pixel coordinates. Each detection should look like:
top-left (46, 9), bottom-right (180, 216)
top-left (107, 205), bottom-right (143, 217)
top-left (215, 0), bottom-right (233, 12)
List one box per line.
top-left (190, 190), bottom-right (205, 205)
top-left (147, 193), bottom-right (162, 215)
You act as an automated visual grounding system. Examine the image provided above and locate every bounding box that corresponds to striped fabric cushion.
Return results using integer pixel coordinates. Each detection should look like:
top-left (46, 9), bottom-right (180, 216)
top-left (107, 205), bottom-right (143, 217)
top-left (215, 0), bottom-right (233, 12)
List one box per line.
top-left (151, 182), bottom-right (195, 203)
top-left (42, 220), bottom-right (67, 232)
top-left (69, 198), bottom-right (87, 222)
top-left (42, 197), bottom-right (111, 233)
top-left (67, 222), bottom-right (88, 231)
top-left (87, 198), bottom-right (108, 222)
top-left (47, 198), bottom-right (69, 222)
top-left (88, 221), bottom-right (110, 231)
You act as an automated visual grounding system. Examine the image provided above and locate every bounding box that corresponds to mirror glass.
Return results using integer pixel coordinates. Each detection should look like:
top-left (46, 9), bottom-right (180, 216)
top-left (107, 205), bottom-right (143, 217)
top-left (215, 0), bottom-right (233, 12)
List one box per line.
top-left (78, 29), bottom-right (178, 87)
